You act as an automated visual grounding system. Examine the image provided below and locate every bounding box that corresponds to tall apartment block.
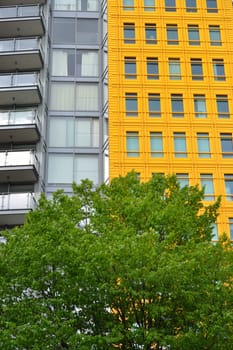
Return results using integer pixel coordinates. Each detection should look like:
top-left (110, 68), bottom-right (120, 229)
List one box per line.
top-left (108, 0), bottom-right (233, 240)
top-left (0, 0), bottom-right (108, 229)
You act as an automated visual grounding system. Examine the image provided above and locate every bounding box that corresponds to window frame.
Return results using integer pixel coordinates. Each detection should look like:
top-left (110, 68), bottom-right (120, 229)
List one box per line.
top-left (126, 131), bottom-right (140, 157)
top-left (188, 25), bottom-right (200, 46)
top-left (166, 24), bottom-right (179, 45)
top-left (165, 0), bottom-right (176, 12)
top-left (147, 57), bottom-right (159, 80)
top-left (176, 173), bottom-right (189, 187)
top-left (224, 174), bottom-right (233, 201)
top-left (123, 23), bottom-right (135, 44)
top-left (194, 94), bottom-right (207, 118)
top-left (185, 0), bottom-right (197, 12)
top-left (125, 93), bottom-right (138, 117)
top-left (209, 25), bottom-right (221, 46)
top-left (191, 58), bottom-right (203, 80)
top-left (220, 133), bottom-right (233, 158)
top-left (171, 94), bottom-right (184, 118)
top-left (148, 93), bottom-right (161, 117)
top-left (144, 0), bottom-right (155, 11)
top-left (174, 132), bottom-right (187, 158)
top-left (150, 132), bottom-right (164, 158)
top-left (124, 56), bottom-right (137, 79)
top-left (200, 174), bottom-right (215, 200)
top-left (216, 95), bottom-right (229, 119)
top-left (123, 0), bottom-right (134, 10)
top-left (169, 58), bottom-right (181, 80)
top-left (145, 24), bottom-right (157, 44)
top-left (229, 218), bottom-right (233, 240)
top-left (206, 0), bottom-right (218, 13)
top-left (197, 133), bottom-right (211, 158)
top-left (212, 59), bottom-right (226, 81)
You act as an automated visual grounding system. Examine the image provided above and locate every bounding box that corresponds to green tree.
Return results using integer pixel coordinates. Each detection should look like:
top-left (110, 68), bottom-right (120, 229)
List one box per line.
top-left (1, 173), bottom-right (233, 349)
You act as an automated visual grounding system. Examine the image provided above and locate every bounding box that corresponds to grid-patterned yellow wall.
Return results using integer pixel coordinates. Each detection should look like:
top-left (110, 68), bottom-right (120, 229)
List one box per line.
top-left (108, 0), bottom-right (233, 238)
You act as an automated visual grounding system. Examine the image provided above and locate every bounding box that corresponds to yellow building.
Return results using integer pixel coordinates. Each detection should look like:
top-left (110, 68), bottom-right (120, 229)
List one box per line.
top-left (108, 0), bottom-right (233, 239)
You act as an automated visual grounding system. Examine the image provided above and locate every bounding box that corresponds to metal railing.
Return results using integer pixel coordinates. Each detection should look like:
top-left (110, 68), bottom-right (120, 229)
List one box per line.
top-left (0, 150), bottom-right (39, 171)
top-left (0, 5), bottom-right (42, 19)
top-left (0, 37), bottom-right (43, 53)
top-left (0, 192), bottom-right (36, 211)
top-left (0, 109), bottom-right (41, 130)
top-left (0, 72), bottom-right (42, 91)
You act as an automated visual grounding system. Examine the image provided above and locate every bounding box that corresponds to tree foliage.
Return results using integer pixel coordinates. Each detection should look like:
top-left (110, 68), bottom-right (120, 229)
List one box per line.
top-left (1, 172), bottom-right (233, 349)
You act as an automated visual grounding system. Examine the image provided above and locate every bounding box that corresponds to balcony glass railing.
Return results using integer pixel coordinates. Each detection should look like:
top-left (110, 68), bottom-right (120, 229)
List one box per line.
top-left (0, 150), bottom-right (39, 171)
top-left (0, 73), bottom-right (42, 90)
top-left (0, 109), bottom-right (41, 129)
top-left (0, 5), bottom-right (41, 19)
top-left (0, 37), bottom-right (42, 53)
top-left (0, 192), bottom-right (36, 211)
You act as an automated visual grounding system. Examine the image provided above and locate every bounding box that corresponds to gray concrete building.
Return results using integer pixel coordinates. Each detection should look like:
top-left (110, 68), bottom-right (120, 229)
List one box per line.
top-left (0, 0), bottom-right (108, 228)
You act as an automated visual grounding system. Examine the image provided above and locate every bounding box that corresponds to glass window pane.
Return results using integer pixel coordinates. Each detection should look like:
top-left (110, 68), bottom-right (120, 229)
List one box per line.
top-left (49, 118), bottom-right (74, 147)
top-left (50, 82), bottom-right (75, 111)
top-left (165, 0), bottom-right (176, 11)
top-left (148, 94), bottom-right (161, 117)
top-left (176, 173), bottom-right (189, 187)
top-left (209, 26), bottom-right (221, 46)
top-left (54, 0), bottom-right (76, 10)
top-left (77, 51), bottom-right (98, 77)
top-left (53, 18), bottom-right (75, 44)
top-left (126, 132), bottom-right (139, 157)
top-left (74, 155), bottom-right (99, 184)
top-left (201, 174), bottom-right (214, 200)
top-left (171, 95), bottom-right (184, 117)
top-left (75, 119), bottom-right (99, 147)
top-left (48, 155), bottom-right (73, 183)
top-left (169, 58), bottom-right (181, 80)
top-left (194, 95), bottom-right (207, 118)
top-left (147, 58), bottom-right (159, 79)
top-left (229, 218), bottom-right (233, 239)
top-left (167, 25), bottom-right (178, 44)
top-left (216, 95), bottom-right (229, 118)
top-left (52, 49), bottom-right (75, 76)
top-left (197, 133), bottom-right (210, 158)
top-left (225, 175), bottom-right (233, 201)
top-left (144, 0), bottom-right (155, 11)
top-left (150, 132), bottom-right (163, 157)
top-left (221, 134), bottom-right (233, 158)
top-left (145, 24), bottom-right (157, 44)
top-left (186, 0), bottom-right (197, 12)
top-left (126, 93), bottom-right (138, 116)
top-left (76, 84), bottom-right (98, 111)
top-left (174, 133), bottom-right (187, 157)
top-left (123, 0), bottom-right (134, 10)
top-left (77, 20), bottom-right (99, 45)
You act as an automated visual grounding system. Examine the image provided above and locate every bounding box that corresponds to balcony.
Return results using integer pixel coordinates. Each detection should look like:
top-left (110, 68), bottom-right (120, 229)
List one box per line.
top-left (0, 109), bottom-right (41, 143)
top-left (0, 38), bottom-right (44, 72)
top-left (0, 150), bottom-right (39, 183)
top-left (0, 73), bottom-right (42, 106)
top-left (0, 192), bottom-right (36, 226)
top-left (0, 5), bottom-right (45, 38)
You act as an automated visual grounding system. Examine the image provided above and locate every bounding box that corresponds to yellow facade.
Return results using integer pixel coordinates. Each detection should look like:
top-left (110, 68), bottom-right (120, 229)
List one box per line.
top-left (108, 0), bottom-right (233, 239)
